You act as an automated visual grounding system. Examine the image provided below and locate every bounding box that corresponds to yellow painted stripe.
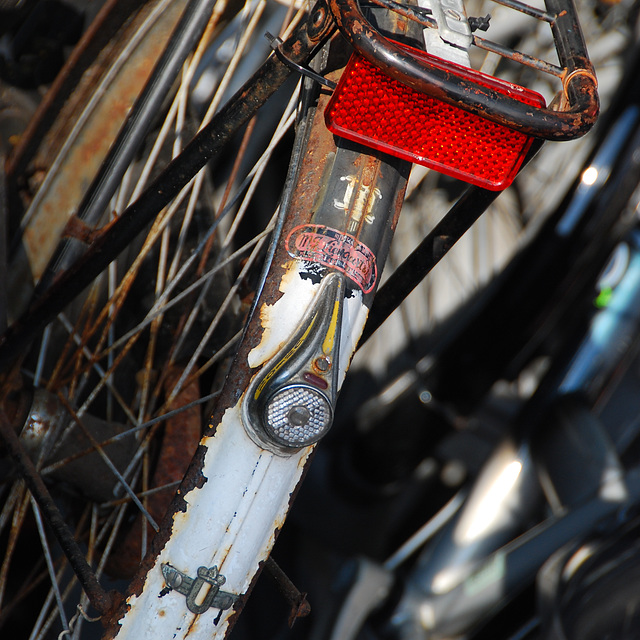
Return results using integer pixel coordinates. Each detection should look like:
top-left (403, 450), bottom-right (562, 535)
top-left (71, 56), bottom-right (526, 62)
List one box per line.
top-left (254, 314), bottom-right (317, 400)
top-left (322, 300), bottom-right (341, 355)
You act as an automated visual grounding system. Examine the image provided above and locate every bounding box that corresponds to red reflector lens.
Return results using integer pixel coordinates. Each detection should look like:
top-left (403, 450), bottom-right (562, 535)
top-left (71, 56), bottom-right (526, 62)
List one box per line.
top-left (325, 45), bottom-right (545, 190)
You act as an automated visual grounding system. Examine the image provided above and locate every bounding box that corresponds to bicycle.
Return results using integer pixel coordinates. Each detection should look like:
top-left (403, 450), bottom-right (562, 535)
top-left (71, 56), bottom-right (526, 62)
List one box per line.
top-left (0, 0), bottom-right (634, 638)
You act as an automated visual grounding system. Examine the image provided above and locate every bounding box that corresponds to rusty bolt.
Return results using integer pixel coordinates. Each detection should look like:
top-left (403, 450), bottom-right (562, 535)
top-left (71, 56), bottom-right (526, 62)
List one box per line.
top-left (307, 1), bottom-right (333, 41)
top-left (314, 356), bottom-right (331, 373)
top-left (312, 8), bottom-right (325, 27)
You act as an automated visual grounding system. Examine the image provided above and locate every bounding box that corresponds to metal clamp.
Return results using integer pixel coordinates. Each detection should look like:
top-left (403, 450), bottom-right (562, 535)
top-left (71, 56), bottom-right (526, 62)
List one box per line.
top-left (265, 32), bottom-right (337, 89)
top-left (161, 564), bottom-right (237, 615)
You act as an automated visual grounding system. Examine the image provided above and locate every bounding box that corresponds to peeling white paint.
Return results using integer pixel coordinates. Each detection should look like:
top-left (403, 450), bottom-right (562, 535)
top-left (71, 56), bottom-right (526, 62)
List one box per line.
top-left (247, 262), bottom-right (320, 368)
top-left (339, 291), bottom-right (369, 385)
top-left (115, 398), bottom-right (312, 639)
top-left (247, 259), bottom-right (369, 385)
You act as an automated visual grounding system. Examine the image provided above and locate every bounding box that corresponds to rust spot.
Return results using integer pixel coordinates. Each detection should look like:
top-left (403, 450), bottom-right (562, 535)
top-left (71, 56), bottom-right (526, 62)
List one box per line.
top-left (63, 215), bottom-right (100, 244)
top-left (186, 613), bottom-right (199, 636)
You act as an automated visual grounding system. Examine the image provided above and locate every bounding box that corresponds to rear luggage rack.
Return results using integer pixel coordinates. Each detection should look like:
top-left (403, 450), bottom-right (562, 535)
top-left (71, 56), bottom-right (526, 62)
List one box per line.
top-left (328, 0), bottom-right (598, 141)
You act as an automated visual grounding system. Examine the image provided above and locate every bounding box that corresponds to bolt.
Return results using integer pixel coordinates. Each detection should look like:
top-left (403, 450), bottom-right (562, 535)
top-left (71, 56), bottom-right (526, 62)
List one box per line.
top-left (288, 406), bottom-right (310, 427)
top-left (307, 3), bottom-right (331, 41)
top-left (312, 8), bottom-right (325, 27)
top-left (314, 356), bottom-right (331, 373)
top-left (264, 556), bottom-right (311, 628)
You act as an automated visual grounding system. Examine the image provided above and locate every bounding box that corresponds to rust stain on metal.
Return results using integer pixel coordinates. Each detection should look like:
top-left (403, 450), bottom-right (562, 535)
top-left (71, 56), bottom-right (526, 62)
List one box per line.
top-left (328, 0), bottom-right (598, 140)
top-left (20, 1), bottom-right (187, 282)
top-left (186, 612), bottom-right (199, 636)
top-left (62, 215), bottom-right (100, 244)
top-left (6, 0), bottom-right (150, 181)
top-left (264, 556), bottom-right (311, 627)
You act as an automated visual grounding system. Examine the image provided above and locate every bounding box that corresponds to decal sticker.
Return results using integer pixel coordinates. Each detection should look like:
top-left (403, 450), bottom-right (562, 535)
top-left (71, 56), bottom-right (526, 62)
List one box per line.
top-left (286, 224), bottom-right (377, 293)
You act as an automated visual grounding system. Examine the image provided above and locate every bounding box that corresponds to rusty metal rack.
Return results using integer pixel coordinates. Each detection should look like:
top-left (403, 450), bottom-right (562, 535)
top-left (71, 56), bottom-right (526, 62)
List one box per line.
top-left (328, 0), bottom-right (599, 140)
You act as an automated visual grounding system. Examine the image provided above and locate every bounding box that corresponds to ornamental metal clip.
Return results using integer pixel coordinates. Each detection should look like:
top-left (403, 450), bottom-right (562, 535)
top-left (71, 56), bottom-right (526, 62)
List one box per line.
top-left (161, 564), bottom-right (237, 615)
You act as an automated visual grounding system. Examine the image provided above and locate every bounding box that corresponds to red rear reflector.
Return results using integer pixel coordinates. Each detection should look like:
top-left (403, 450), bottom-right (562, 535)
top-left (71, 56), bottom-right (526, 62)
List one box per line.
top-left (325, 44), bottom-right (546, 190)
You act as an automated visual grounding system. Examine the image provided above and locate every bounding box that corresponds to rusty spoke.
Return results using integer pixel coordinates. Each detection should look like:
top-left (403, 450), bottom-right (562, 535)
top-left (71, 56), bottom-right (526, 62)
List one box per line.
top-left (0, 411), bottom-right (114, 616)
top-left (165, 233), bottom-right (270, 406)
top-left (31, 498), bottom-right (70, 632)
top-left (101, 480), bottom-right (182, 509)
top-left (162, 98), bottom-right (298, 368)
top-left (55, 314), bottom-right (140, 426)
top-left (96, 200), bottom-right (274, 366)
top-left (39, 390), bottom-right (221, 477)
top-left (0, 486), bottom-right (29, 608)
top-left (55, 395), bottom-right (159, 532)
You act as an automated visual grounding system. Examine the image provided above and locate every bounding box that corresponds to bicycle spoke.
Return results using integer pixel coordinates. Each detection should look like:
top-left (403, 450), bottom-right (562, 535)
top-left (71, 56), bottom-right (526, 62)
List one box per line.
top-left (165, 227), bottom-right (271, 406)
top-left (31, 498), bottom-right (69, 632)
top-left (0, 488), bottom-right (29, 608)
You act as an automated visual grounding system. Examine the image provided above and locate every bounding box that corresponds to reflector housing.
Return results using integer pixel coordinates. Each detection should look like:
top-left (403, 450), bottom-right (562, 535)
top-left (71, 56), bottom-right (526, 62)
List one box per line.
top-left (325, 44), bottom-right (546, 190)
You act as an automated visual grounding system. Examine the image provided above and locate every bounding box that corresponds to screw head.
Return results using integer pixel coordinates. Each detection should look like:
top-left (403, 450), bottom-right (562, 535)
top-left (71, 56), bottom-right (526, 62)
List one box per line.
top-left (288, 406), bottom-right (311, 426)
top-left (314, 356), bottom-right (331, 373)
top-left (165, 568), bottom-right (183, 590)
